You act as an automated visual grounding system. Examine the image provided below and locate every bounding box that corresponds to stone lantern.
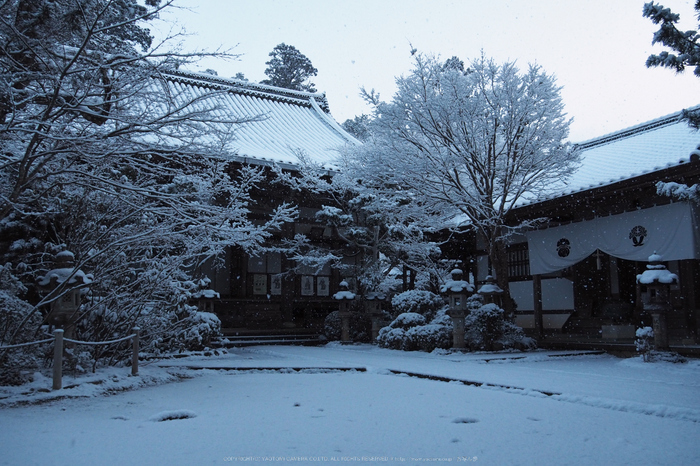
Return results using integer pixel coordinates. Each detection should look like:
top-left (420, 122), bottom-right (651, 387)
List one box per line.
top-left (636, 253), bottom-right (677, 350)
top-left (364, 291), bottom-right (387, 341)
top-left (478, 275), bottom-right (504, 307)
top-left (333, 280), bottom-right (356, 343)
top-left (440, 268), bottom-right (475, 349)
top-left (37, 250), bottom-right (93, 338)
top-left (191, 277), bottom-right (220, 313)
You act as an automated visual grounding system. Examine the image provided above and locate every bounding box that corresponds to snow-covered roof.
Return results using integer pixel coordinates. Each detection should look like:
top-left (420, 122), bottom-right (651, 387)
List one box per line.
top-left (163, 70), bottom-right (360, 167)
top-left (531, 108), bottom-right (700, 205)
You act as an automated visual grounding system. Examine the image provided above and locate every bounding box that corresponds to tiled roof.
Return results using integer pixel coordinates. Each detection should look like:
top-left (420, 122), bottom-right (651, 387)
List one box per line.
top-left (162, 70), bottom-right (359, 167)
top-left (522, 108), bottom-right (700, 206)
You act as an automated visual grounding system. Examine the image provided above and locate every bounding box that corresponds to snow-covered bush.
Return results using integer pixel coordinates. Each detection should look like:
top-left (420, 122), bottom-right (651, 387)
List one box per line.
top-left (0, 264), bottom-right (44, 385)
top-left (431, 306), bottom-right (453, 327)
top-left (633, 326), bottom-right (685, 363)
top-left (166, 310), bottom-right (221, 352)
top-left (635, 326), bottom-right (654, 362)
top-left (377, 310), bottom-right (451, 352)
top-left (376, 327), bottom-right (406, 350)
top-left (464, 294), bottom-right (532, 351)
top-left (464, 303), bottom-right (504, 350)
top-left (388, 312), bottom-right (426, 330)
top-left (404, 323), bottom-right (452, 352)
top-left (391, 290), bottom-right (444, 321)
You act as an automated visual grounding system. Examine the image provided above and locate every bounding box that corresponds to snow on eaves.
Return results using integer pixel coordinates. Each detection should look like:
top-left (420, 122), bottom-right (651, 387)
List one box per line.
top-left (518, 107), bottom-right (700, 208)
top-left (162, 70), bottom-right (359, 169)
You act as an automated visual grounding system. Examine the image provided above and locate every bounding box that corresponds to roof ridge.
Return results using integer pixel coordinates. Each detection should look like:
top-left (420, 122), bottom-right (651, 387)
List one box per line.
top-left (309, 97), bottom-right (362, 146)
top-left (573, 105), bottom-right (700, 150)
top-left (161, 69), bottom-right (331, 111)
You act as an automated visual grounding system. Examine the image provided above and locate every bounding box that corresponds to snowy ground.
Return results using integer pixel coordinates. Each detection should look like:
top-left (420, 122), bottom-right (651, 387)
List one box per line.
top-left (1, 345), bottom-right (699, 465)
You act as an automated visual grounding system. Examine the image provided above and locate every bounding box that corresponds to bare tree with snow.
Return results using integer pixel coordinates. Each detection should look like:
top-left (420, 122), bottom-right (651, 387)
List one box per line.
top-left (275, 151), bottom-right (445, 295)
top-left (343, 53), bottom-right (578, 313)
top-left (0, 0), bottom-right (296, 375)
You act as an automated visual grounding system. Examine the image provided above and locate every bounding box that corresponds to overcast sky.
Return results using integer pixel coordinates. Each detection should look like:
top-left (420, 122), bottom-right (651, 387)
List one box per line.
top-left (156, 0), bottom-right (700, 142)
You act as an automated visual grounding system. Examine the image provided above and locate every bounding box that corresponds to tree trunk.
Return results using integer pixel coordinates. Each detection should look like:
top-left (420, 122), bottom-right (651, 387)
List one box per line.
top-left (489, 228), bottom-right (515, 320)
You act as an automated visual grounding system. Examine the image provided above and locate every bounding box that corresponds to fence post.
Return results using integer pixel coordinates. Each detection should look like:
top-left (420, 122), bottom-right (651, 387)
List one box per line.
top-left (131, 327), bottom-right (140, 376)
top-left (52, 329), bottom-right (64, 390)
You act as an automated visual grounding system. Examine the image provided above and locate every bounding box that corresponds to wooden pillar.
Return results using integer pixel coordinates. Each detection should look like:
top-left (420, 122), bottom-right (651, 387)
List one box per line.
top-left (131, 327), bottom-right (140, 376)
top-left (340, 314), bottom-right (351, 343)
top-left (680, 260), bottom-right (698, 341)
top-left (533, 275), bottom-right (544, 339)
top-left (52, 329), bottom-right (64, 390)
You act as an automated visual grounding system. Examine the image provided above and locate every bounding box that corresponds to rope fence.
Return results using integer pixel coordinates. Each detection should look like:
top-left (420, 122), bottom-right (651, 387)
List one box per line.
top-left (63, 334), bottom-right (136, 346)
top-left (0, 328), bottom-right (140, 390)
top-left (0, 338), bottom-right (54, 349)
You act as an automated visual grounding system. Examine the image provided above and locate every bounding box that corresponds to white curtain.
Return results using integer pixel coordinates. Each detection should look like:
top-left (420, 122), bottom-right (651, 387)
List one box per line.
top-left (526, 202), bottom-right (700, 275)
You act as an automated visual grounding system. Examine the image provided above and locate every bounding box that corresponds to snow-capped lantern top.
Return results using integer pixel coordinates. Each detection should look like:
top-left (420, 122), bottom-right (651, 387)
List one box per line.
top-left (37, 250), bottom-right (93, 288)
top-left (55, 250), bottom-right (75, 263)
top-left (363, 291), bottom-right (386, 316)
top-left (191, 276), bottom-right (220, 300)
top-left (333, 280), bottom-right (356, 300)
top-left (636, 253), bottom-right (678, 285)
top-left (441, 269), bottom-right (473, 313)
top-left (36, 250), bottom-right (93, 326)
top-left (478, 275), bottom-right (504, 296)
top-left (192, 289), bottom-right (220, 299)
top-left (647, 253), bottom-right (663, 265)
top-left (439, 269), bottom-right (474, 294)
top-left (477, 275), bottom-right (504, 306)
top-left (364, 291), bottom-right (386, 301)
top-left (191, 276), bottom-right (220, 312)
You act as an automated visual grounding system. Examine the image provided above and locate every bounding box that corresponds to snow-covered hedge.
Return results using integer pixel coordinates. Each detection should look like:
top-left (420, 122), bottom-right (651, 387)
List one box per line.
top-left (404, 323), bottom-right (452, 352)
top-left (390, 312), bottom-right (426, 329)
top-left (377, 310), bottom-right (452, 352)
top-left (0, 264), bottom-right (44, 385)
top-left (464, 294), bottom-right (533, 351)
top-left (391, 290), bottom-right (444, 321)
top-left (377, 294), bottom-right (533, 353)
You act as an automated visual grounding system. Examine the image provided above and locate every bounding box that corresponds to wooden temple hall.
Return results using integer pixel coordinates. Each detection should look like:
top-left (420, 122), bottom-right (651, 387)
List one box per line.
top-left (491, 111), bottom-right (700, 351)
top-left (172, 70), bottom-right (700, 350)
top-left (164, 71), bottom-right (363, 336)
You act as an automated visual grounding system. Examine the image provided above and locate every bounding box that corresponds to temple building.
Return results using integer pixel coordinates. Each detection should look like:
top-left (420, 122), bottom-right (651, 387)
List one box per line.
top-left (167, 70), bottom-right (700, 350)
top-left (163, 71), bottom-right (360, 335)
top-left (494, 109), bottom-right (700, 350)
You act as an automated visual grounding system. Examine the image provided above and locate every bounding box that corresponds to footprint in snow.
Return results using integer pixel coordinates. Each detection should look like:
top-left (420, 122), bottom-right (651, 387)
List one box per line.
top-left (452, 417), bottom-right (479, 424)
top-left (149, 410), bottom-right (197, 422)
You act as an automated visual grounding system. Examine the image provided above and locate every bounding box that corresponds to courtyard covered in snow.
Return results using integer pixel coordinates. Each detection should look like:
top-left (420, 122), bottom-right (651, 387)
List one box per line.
top-left (1, 345), bottom-right (699, 465)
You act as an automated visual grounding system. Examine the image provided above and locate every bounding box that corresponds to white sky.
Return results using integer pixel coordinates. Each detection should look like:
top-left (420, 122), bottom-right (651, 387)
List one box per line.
top-left (155, 0), bottom-right (700, 142)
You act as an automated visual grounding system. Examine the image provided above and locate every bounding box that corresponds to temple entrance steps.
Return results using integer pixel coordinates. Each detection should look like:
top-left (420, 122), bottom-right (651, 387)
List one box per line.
top-left (214, 329), bottom-right (325, 347)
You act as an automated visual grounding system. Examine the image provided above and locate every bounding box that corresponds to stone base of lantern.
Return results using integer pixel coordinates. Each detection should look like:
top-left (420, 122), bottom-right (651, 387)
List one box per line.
top-left (651, 312), bottom-right (669, 350)
top-left (447, 309), bottom-right (466, 350)
top-left (339, 311), bottom-right (352, 343)
top-left (370, 314), bottom-right (383, 341)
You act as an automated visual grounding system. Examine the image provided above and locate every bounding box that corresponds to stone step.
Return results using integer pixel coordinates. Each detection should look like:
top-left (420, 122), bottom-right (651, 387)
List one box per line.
top-left (213, 333), bottom-right (325, 348)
